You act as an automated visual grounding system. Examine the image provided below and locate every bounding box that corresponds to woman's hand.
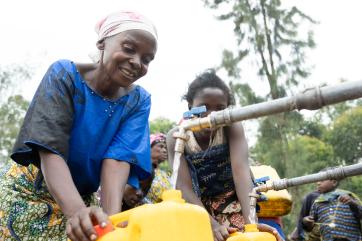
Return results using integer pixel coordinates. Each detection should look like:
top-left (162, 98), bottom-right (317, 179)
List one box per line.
top-left (257, 223), bottom-right (284, 241)
top-left (66, 206), bottom-right (110, 241)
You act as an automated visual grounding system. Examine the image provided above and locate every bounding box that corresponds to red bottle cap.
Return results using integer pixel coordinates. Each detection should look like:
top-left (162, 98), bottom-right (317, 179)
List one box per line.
top-left (94, 223), bottom-right (113, 238)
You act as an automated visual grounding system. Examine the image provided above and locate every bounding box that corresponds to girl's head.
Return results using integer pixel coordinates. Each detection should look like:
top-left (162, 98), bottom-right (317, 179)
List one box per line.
top-left (150, 133), bottom-right (167, 166)
top-left (183, 69), bottom-right (235, 116)
top-left (94, 11), bottom-right (158, 87)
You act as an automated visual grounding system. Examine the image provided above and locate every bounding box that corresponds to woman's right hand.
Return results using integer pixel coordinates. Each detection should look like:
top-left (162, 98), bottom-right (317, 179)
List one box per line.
top-left (66, 206), bottom-right (110, 241)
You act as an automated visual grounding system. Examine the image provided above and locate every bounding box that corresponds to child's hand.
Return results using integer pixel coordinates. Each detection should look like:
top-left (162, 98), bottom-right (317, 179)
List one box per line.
top-left (302, 215), bottom-right (315, 230)
top-left (66, 206), bottom-right (110, 241)
top-left (339, 194), bottom-right (358, 207)
top-left (211, 219), bottom-right (231, 241)
top-left (257, 223), bottom-right (284, 241)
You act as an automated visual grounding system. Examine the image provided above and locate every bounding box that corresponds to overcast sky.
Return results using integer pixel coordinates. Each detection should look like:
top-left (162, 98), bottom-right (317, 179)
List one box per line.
top-left (1, 1), bottom-right (362, 133)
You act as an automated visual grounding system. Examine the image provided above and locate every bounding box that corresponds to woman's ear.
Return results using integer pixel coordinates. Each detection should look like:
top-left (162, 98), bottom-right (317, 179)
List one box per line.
top-left (96, 39), bottom-right (105, 50)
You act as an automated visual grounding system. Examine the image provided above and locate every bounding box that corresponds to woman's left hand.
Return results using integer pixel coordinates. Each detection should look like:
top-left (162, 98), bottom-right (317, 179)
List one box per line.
top-left (257, 223), bottom-right (284, 241)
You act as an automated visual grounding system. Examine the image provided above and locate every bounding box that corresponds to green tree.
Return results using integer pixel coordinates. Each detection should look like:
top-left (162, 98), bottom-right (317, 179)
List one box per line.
top-left (0, 95), bottom-right (29, 165)
top-left (0, 65), bottom-right (31, 167)
top-left (326, 106), bottom-right (362, 165)
top-left (149, 117), bottom-right (176, 134)
top-left (204, 0), bottom-right (316, 100)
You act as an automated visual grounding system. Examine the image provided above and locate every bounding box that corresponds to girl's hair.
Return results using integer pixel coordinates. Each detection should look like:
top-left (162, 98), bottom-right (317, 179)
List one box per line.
top-left (183, 69), bottom-right (235, 106)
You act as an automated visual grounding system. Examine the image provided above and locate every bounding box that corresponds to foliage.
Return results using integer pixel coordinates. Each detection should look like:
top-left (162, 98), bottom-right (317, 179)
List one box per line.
top-left (251, 111), bottom-right (304, 177)
top-left (0, 65), bottom-right (32, 103)
top-left (325, 106), bottom-right (362, 164)
top-left (149, 117), bottom-right (176, 135)
top-left (0, 95), bottom-right (29, 165)
top-left (0, 64), bottom-right (31, 167)
top-left (287, 135), bottom-right (335, 177)
top-left (203, 0), bottom-right (317, 100)
top-left (339, 175), bottom-right (362, 200)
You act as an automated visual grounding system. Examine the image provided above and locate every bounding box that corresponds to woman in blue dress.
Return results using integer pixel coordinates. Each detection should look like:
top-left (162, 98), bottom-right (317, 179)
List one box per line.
top-left (0, 11), bottom-right (157, 241)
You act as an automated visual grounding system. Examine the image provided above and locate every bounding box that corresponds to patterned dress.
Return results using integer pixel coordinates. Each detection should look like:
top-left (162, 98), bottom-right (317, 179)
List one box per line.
top-left (0, 164), bottom-right (98, 240)
top-left (184, 128), bottom-right (245, 229)
top-left (143, 168), bottom-right (172, 204)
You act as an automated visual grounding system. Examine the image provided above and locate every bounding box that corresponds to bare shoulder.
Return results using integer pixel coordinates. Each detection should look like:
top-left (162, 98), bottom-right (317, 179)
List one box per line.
top-left (228, 121), bottom-right (245, 139)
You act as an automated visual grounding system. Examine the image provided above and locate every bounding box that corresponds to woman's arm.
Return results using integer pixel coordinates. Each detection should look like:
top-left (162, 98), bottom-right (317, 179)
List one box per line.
top-left (100, 159), bottom-right (130, 215)
top-left (40, 150), bottom-right (86, 217)
top-left (228, 122), bottom-right (253, 224)
top-left (39, 151), bottom-right (108, 241)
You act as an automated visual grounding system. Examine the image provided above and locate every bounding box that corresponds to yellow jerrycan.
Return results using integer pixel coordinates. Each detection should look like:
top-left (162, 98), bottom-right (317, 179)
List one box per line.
top-left (95, 189), bottom-right (214, 241)
top-left (226, 224), bottom-right (276, 241)
top-left (251, 165), bottom-right (292, 217)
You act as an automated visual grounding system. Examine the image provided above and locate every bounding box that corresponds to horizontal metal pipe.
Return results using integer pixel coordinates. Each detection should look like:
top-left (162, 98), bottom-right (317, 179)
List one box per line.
top-left (256, 162), bottom-right (362, 192)
top-left (181, 80), bottom-right (362, 131)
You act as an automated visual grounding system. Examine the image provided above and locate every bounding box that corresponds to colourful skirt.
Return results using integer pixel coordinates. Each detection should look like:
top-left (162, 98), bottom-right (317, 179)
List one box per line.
top-left (0, 163), bottom-right (97, 241)
top-left (202, 190), bottom-right (245, 230)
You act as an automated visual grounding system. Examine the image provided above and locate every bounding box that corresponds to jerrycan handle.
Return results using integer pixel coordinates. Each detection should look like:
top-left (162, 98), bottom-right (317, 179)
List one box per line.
top-left (109, 209), bottom-right (133, 226)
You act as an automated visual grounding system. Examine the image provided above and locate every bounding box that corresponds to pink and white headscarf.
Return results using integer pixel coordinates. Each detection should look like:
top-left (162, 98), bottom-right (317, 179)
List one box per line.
top-left (150, 133), bottom-right (166, 147)
top-left (95, 11), bottom-right (158, 42)
top-left (90, 11), bottom-right (157, 62)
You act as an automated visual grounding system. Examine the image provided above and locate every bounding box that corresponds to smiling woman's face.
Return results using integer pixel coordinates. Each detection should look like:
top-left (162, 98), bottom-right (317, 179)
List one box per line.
top-left (99, 29), bottom-right (157, 88)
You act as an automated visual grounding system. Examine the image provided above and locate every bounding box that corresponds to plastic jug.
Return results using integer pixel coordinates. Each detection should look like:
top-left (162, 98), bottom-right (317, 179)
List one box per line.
top-left (251, 165), bottom-right (292, 217)
top-left (226, 224), bottom-right (276, 241)
top-left (95, 189), bottom-right (214, 241)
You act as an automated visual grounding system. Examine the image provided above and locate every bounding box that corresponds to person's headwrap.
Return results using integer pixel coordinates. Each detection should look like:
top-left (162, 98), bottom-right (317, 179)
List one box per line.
top-left (150, 133), bottom-right (166, 147)
top-left (90, 11), bottom-right (158, 62)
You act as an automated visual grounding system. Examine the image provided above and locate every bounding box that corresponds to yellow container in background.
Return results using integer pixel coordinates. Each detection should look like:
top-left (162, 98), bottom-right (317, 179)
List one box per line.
top-left (250, 165), bottom-right (293, 217)
top-left (96, 190), bottom-right (214, 241)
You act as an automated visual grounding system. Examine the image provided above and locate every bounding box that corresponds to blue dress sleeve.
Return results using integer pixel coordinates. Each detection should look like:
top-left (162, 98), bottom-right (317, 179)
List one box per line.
top-left (11, 60), bottom-right (75, 167)
top-left (103, 95), bottom-right (152, 188)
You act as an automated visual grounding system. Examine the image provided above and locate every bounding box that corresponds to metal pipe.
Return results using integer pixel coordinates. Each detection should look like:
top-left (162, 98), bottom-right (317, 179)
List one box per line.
top-left (248, 162), bottom-right (362, 223)
top-left (170, 127), bottom-right (188, 189)
top-left (181, 80), bottom-right (362, 131)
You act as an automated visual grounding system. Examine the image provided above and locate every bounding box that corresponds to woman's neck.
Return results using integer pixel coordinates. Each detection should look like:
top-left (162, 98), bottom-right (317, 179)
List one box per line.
top-left (76, 62), bottom-right (128, 100)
